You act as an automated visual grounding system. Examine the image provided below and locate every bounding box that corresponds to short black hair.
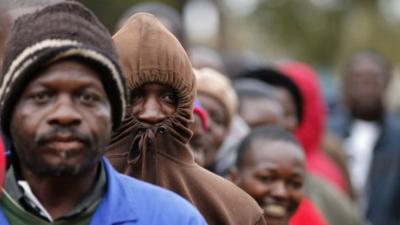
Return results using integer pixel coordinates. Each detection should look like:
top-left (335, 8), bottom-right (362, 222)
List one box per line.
top-left (237, 67), bottom-right (303, 123)
top-left (235, 125), bottom-right (301, 169)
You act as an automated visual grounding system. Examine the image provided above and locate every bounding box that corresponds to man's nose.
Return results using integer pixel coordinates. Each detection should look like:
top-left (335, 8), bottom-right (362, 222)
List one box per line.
top-left (270, 181), bottom-right (289, 199)
top-left (47, 96), bottom-right (81, 126)
top-left (138, 96), bottom-right (166, 125)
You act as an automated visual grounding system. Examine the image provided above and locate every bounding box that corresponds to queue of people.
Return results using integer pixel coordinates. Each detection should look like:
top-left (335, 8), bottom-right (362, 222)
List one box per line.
top-left (0, 1), bottom-right (399, 225)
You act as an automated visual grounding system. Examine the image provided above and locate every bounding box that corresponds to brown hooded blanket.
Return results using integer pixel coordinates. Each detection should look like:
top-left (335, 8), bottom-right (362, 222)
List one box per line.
top-left (105, 13), bottom-right (265, 225)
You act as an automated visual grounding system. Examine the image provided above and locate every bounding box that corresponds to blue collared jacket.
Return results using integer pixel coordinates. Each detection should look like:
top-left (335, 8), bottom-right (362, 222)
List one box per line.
top-left (0, 158), bottom-right (208, 225)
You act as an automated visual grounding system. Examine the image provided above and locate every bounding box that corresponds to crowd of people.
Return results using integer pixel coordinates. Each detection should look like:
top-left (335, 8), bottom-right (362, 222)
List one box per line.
top-left (0, 1), bottom-right (399, 225)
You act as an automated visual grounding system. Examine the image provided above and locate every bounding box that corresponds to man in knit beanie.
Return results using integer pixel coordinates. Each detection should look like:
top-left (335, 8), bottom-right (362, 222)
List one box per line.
top-left (0, 2), bottom-right (207, 225)
top-left (106, 13), bottom-right (266, 225)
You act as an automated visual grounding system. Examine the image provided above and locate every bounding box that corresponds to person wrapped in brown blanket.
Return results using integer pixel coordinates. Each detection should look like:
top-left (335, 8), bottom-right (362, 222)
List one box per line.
top-left (105, 13), bottom-right (266, 225)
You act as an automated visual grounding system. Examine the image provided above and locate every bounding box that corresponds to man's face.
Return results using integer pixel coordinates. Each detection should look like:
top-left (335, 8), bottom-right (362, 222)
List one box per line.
top-left (10, 60), bottom-right (112, 177)
top-left (198, 94), bottom-right (229, 167)
top-left (130, 82), bottom-right (178, 126)
top-left (275, 88), bottom-right (298, 132)
top-left (233, 139), bottom-right (305, 225)
top-left (344, 59), bottom-right (387, 118)
top-left (189, 113), bottom-right (208, 167)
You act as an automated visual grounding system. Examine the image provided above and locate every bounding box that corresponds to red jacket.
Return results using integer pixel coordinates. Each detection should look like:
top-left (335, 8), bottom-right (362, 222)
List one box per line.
top-left (279, 62), bottom-right (347, 194)
top-left (0, 137), bottom-right (5, 189)
top-left (290, 198), bottom-right (328, 225)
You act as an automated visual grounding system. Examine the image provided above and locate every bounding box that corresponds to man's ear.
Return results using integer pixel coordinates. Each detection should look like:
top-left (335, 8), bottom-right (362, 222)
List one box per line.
top-left (228, 167), bottom-right (241, 185)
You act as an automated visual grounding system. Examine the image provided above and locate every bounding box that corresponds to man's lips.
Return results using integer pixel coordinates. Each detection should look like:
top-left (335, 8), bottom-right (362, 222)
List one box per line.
top-left (43, 136), bottom-right (85, 150)
top-left (45, 140), bottom-right (84, 150)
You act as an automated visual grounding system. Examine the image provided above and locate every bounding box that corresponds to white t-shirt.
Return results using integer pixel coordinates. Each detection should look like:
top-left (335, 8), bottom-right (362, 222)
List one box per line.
top-left (344, 119), bottom-right (380, 210)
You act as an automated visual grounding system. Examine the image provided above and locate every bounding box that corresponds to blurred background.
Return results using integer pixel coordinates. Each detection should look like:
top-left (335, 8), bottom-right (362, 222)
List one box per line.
top-left (79, 0), bottom-right (400, 112)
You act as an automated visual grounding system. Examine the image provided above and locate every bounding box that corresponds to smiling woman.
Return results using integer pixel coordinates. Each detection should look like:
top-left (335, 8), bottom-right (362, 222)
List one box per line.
top-left (230, 126), bottom-right (306, 225)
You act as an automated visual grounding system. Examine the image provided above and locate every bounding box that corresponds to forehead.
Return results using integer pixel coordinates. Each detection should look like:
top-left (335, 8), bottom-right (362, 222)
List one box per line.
top-left (244, 139), bottom-right (305, 169)
top-left (30, 59), bottom-right (102, 85)
top-left (346, 56), bottom-right (387, 78)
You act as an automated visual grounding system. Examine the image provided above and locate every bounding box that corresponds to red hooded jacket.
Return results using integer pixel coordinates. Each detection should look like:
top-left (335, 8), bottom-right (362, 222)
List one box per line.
top-left (279, 62), bottom-right (347, 193)
top-left (290, 197), bottom-right (328, 225)
top-left (0, 137), bottom-right (5, 190)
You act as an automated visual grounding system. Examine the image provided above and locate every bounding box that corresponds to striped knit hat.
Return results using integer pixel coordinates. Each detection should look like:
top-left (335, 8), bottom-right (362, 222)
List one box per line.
top-left (0, 1), bottom-right (127, 137)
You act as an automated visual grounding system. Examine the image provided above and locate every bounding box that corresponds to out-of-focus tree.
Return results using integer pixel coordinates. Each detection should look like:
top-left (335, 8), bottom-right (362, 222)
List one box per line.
top-left (220, 0), bottom-right (400, 67)
top-left (81, 0), bottom-right (400, 68)
top-left (80, 0), bottom-right (186, 32)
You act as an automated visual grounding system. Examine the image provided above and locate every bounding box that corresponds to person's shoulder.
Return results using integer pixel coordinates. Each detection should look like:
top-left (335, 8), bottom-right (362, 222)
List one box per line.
top-left (115, 172), bottom-right (207, 225)
top-left (196, 166), bottom-right (263, 212)
top-left (383, 113), bottom-right (400, 130)
top-left (327, 104), bottom-right (351, 137)
top-left (379, 112), bottom-right (400, 150)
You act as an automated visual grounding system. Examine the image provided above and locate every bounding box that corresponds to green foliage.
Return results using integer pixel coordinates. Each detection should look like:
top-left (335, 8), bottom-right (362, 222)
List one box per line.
top-left (81, 0), bottom-right (400, 67)
top-left (80, 0), bottom-right (183, 32)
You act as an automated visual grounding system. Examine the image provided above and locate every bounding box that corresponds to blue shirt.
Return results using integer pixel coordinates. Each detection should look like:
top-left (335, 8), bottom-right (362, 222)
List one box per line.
top-left (0, 158), bottom-right (208, 225)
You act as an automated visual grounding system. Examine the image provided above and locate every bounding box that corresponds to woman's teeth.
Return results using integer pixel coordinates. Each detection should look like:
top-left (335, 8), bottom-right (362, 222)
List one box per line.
top-left (264, 204), bottom-right (287, 217)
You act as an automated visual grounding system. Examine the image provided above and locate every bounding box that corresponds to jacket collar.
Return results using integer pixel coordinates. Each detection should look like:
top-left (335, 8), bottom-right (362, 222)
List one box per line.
top-left (90, 158), bottom-right (138, 225)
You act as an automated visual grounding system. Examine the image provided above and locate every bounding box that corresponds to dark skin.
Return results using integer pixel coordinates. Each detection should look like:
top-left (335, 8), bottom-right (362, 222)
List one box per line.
top-left (10, 60), bottom-right (112, 219)
top-left (197, 94), bottom-right (229, 167)
top-left (189, 113), bottom-right (208, 167)
top-left (344, 54), bottom-right (389, 121)
top-left (130, 82), bottom-right (178, 125)
top-left (230, 139), bottom-right (305, 225)
top-left (275, 88), bottom-right (298, 132)
top-left (239, 97), bottom-right (284, 129)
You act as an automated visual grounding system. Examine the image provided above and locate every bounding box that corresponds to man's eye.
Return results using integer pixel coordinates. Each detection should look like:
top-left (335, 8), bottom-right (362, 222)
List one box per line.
top-left (79, 93), bottom-right (99, 104)
top-left (131, 93), bottom-right (143, 103)
top-left (256, 174), bottom-right (273, 184)
top-left (31, 92), bottom-right (50, 103)
top-left (288, 179), bottom-right (303, 189)
top-left (162, 93), bottom-right (178, 104)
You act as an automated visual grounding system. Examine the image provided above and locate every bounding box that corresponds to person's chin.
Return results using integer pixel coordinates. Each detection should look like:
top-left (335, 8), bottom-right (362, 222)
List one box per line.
top-left (264, 216), bottom-right (287, 225)
top-left (26, 157), bottom-right (97, 177)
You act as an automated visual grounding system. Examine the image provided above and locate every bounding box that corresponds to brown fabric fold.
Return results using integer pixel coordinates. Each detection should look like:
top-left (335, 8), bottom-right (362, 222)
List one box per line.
top-left (105, 13), bottom-right (265, 225)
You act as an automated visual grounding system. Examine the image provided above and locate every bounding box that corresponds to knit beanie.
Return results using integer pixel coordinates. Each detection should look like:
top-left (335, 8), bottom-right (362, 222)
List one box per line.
top-left (194, 67), bottom-right (238, 128)
top-left (0, 1), bottom-right (127, 137)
